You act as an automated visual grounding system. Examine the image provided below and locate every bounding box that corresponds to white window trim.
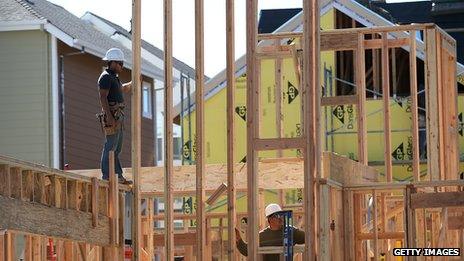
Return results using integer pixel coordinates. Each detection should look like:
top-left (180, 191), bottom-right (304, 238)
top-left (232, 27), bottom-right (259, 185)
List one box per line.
top-left (142, 81), bottom-right (153, 119)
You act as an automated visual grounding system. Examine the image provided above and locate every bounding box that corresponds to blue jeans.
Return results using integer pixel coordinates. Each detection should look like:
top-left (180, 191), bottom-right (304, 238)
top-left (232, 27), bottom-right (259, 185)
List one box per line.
top-left (101, 128), bottom-right (124, 180)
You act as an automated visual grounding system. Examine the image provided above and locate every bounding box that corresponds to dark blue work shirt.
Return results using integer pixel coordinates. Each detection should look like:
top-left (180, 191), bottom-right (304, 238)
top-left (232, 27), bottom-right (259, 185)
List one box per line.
top-left (98, 69), bottom-right (124, 104)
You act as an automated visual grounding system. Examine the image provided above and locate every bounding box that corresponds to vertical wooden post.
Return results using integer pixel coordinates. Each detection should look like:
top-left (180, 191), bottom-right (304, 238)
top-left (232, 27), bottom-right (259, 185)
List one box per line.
top-left (147, 198), bottom-right (154, 259)
top-left (343, 190), bottom-right (355, 261)
top-left (275, 40), bottom-right (283, 158)
top-left (302, 0), bottom-right (320, 260)
top-left (356, 32), bottom-right (367, 164)
top-left (195, 0), bottom-right (207, 259)
top-left (319, 184), bottom-right (330, 261)
top-left (163, 0), bottom-right (174, 259)
top-left (409, 30), bottom-right (420, 182)
top-left (24, 235), bottom-right (33, 261)
top-left (372, 190), bottom-right (379, 260)
top-left (382, 32), bottom-right (392, 182)
top-left (119, 192), bottom-right (126, 260)
top-left (5, 232), bottom-right (14, 261)
top-left (131, 0), bottom-right (142, 259)
top-left (109, 151), bottom-right (119, 245)
top-left (246, 0), bottom-right (259, 259)
top-left (404, 186), bottom-right (416, 251)
top-left (425, 28), bottom-right (439, 181)
top-left (91, 178), bottom-right (99, 227)
top-left (226, 0), bottom-right (237, 258)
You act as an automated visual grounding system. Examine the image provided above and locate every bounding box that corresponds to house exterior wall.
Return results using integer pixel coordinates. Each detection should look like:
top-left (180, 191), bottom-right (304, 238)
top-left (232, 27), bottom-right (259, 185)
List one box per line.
top-left (0, 30), bottom-right (52, 166)
top-left (58, 42), bottom-right (155, 170)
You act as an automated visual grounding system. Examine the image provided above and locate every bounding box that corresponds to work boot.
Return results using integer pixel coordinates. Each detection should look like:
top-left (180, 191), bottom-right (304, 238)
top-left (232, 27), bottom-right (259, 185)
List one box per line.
top-left (118, 176), bottom-right (133, 185)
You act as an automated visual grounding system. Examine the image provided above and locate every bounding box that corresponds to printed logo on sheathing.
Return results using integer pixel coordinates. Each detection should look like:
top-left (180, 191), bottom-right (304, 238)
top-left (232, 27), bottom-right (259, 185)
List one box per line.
top-left (235, 106), bottom-right (247, 121)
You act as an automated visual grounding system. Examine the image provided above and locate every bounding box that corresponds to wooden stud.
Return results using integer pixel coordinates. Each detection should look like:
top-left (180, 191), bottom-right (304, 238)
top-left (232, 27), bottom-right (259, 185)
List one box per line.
top-left (9, 167), bottom-right (21, 199)
top-left (67, 179), bottom-right (78, 210)
top-left (4, 232), bottom-right (14, 261)
top-left (119, 192), bottom-right (125, 260)
top-left (356, 33), bottom-right (368, 164)
top-left (163, 0), bottom-right (174, 258)
top-left (0, 165), bottom-right (10, 197)
top-left (246, 0), bottom-right (259, 259)
top-left (425, 28), bottom-right (439, 181)
top-left (382, 32), bottom-right (393, 182)
top-left (226, 0), bottom-right (237, 258)
top-left (108, 151), bottom-right (118, 245)
top-left (131, 0), bottom-right (142, 259)
top-left (195, 0), bottom-right (207, 255)
top-left (319, 184), bottom-right (330, 261)
top-left (33, 173), bottom-right (46, 204)
top-left (373, 190), bottom-right (379, 260)
top-left (275, 40), bottom-right (284, 158)
top-left (409, 30), bottom-right (420, 182)
top-left (302, 0), bottom-right (320, 260)
top-left (21, 170), bottom-right (34, 201)
top-left (91, 178), bottom-right (99, 227)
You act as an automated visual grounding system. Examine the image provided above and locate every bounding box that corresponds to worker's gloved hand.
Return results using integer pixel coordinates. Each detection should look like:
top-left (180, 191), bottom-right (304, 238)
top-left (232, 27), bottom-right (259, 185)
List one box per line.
top-left (235, 228), bottom-right (242, 242)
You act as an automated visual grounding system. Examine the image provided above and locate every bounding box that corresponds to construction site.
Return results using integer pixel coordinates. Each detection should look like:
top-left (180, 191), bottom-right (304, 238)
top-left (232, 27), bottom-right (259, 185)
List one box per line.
top-left (1, 0), bottom-right (464, 260)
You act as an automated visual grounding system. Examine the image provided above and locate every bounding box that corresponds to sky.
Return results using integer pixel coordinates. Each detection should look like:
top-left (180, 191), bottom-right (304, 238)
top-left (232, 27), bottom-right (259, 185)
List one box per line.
top-left (49, 0), bottom-right (425, 78)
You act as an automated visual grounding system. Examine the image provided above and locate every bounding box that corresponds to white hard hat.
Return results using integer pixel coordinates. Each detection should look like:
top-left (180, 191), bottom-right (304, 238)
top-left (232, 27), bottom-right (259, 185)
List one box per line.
top-left (103, 47), bottom-right (124, 61)
top-left (265, 203), bottom-right (282, 217)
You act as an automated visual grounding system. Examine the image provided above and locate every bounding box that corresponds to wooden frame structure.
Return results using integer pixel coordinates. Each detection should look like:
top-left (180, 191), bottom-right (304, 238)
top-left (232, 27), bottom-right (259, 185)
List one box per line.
top-left (0, 0), bottom-right (462, 260)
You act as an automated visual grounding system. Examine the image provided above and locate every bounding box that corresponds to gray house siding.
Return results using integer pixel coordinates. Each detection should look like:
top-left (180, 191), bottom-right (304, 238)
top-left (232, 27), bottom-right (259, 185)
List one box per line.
top-left (0, 30), bottom-right (52, 166)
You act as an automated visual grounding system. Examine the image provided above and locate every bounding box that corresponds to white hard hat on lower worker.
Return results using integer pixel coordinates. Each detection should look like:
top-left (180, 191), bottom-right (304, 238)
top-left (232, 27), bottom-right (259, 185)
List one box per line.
top-left (103, 48), bottom-right (124, 61)
top-left (265, 203), bottom-right (283, 217)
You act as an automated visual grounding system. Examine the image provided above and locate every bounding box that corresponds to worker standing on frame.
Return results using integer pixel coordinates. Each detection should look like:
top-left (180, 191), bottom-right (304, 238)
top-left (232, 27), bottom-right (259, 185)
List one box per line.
top-left (97, 47), bottom-right (132, 184)
top-left (235, 203), bottom-right (305, 260)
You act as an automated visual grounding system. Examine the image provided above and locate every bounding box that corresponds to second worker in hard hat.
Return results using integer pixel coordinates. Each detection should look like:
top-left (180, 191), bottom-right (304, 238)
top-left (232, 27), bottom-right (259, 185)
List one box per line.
top-left (97, 47), bottom-right (133, 185)
top-left (235, 203), bottom-right (305, 260)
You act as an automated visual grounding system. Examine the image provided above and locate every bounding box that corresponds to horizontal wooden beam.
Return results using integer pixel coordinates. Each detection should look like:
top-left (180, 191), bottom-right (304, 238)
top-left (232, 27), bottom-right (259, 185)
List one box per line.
top-left (357, 232), bottom-right (404, 240)
top-left (0, 195), bottom-right (111, 246)
top-left (364, 38), bottom-right (410, 49)
top-left (254, 138), bottom-right (306, 151)
top-left (321, 32), bottom-right (358, 51)
top-left (153, 232), bottom-right (196, 246)
top-left (321, 95), bottom-right (357, 106)
top-left (411, 191), bottom-right (464, 209)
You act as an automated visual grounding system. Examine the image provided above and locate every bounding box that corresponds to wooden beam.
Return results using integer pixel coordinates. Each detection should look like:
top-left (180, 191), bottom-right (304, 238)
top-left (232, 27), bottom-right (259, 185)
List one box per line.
top-left (226, 0), bottom-right (236, 258)
top-left (356, 33), bottom-right (368, 164)
top-left (372, 190), bottom-right (379, 259)
top-left (409, 31), bottom-right (420, 182)
top-left (302, 0), bottom-right (319, 260)
top-left (425, 28), bottom-right (440, 181)
top-left (275, 40), bottom-right (284, 158)
top-left (154, 232), bottom-right (197, 247)
top-left (411, 191), bottom-right (464, 209)
top-left (206, 183), bottom-right (227, 205)
top-left (195, 0), bottom-right (207, 259)
top-left (254, 137), bottom-right (306, 150)
top-left (163, 0), bottom-right (174, 259)
top-left (0, 165), bottom-right (10, 197)
top-left (356, 232), bottom-right (405, 240)
top-left (131, 0), bottom-right (142, 259)
top-left (246, 0), bottom-right (259, 259)
top-left (0, 195), bottom-right (110, 245)
top-left (382, 32), bottom-right (393, 182)
top-left (91, 178), bottom-right (99, 228)
top-left (364, 38), bottom-right (410, 50)
top-left (319, 185), bottom-right (330, 261)
top-left (321, 95), bottom-right (357, 106)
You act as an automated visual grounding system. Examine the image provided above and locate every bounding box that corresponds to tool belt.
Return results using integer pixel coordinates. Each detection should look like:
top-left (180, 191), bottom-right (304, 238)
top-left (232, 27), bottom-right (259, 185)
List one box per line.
top-left (96, 103), bottom-right (125, 136)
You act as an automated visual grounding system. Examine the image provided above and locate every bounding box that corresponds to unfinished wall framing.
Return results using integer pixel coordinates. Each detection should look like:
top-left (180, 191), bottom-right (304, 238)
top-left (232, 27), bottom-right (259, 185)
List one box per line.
top-left (0, 0), bottom-right (462, 260)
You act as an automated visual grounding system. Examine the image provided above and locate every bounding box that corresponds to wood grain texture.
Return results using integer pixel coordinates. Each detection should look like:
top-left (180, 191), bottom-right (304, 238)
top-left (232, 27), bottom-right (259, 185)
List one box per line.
top-left (0, 195), bottom-right (110, 245)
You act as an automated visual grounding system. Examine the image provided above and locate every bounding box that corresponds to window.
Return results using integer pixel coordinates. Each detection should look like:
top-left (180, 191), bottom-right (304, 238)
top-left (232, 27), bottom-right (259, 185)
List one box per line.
top-left (142, 81), bottom-right (152, 118)
top-left (173, 137), bottom-right (182, 160)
